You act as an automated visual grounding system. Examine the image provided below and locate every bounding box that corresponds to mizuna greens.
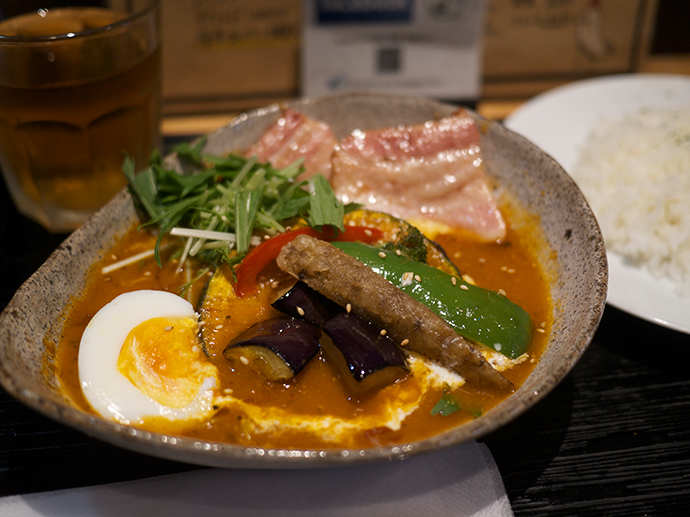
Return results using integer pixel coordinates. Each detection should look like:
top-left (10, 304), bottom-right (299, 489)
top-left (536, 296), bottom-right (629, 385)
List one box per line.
top-left (123, 139), bottom-right (355, 268)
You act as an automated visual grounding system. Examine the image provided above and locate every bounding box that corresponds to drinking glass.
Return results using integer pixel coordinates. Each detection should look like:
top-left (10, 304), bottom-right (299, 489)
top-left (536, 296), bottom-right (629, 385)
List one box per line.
top-left (0, 0), bottom-right (161, 232)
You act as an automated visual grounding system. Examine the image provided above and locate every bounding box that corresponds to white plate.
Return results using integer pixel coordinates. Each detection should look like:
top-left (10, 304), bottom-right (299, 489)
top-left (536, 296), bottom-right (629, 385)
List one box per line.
top-left (505, 73), bottom-right (690, 334)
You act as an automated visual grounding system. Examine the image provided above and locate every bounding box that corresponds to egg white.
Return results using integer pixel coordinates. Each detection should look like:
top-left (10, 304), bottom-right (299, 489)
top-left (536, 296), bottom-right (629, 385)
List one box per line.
top-left (214, 352), bottom-right (465, 446)
top-left (78, 290), bottom-right (218, 425)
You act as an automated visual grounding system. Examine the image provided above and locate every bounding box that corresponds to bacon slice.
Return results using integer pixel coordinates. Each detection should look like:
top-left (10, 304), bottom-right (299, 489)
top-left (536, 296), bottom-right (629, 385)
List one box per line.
top-left (245, 108), bottom-right (337, 181)
top-left (331, 110), bottom-right (507, 242)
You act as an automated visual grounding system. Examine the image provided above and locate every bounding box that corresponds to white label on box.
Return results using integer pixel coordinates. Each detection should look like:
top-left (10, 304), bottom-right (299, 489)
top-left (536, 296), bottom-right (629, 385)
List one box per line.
top-left (301, 0), bottom-right (486, 100)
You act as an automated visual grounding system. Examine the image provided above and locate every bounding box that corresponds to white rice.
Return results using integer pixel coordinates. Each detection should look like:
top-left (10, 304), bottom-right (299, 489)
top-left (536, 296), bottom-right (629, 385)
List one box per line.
top-left (570, 106), bottom-right (690, 297)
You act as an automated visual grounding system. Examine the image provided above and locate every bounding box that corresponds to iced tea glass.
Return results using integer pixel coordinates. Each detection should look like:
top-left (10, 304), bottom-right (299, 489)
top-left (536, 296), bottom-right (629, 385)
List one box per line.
top-left (0, 0), bottom-right (161, 232)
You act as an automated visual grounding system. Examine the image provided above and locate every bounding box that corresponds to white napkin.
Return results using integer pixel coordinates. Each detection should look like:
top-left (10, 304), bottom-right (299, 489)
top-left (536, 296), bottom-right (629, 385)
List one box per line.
top-left (1, 440), bottom-right (512, 517)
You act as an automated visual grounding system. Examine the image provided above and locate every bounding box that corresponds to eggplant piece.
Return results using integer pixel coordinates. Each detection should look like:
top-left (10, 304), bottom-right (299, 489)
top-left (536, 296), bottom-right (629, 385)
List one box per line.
top-left (321, 312), bottom-right (408, 398)
top-left (271, 281), bottom-right (342, 325)
top-left (223, 317), bottom-right (321, 382)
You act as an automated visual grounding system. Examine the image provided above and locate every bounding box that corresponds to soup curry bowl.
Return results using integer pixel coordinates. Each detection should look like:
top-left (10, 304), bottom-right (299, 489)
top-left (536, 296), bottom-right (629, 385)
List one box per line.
top-left (0, 94), bottom-right (607, 467)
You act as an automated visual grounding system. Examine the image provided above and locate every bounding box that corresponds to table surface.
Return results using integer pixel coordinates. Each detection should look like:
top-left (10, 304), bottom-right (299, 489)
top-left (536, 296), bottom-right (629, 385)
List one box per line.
top-left (2, 134), bottom-right (690, 516)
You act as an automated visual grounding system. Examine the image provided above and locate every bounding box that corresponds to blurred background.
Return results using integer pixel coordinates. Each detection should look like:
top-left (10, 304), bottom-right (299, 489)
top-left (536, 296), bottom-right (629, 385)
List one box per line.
top-left (160, 0), bottom-right (690, 133)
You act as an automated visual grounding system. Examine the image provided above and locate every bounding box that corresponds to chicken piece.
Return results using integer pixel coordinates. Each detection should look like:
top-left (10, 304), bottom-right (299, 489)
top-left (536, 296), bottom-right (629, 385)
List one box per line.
top-left (331, 110), bottom-right (507, 242)
top-left (276, 235), bottom-right (513, 391)
top-left (245, 108), bottom-right (337, 181)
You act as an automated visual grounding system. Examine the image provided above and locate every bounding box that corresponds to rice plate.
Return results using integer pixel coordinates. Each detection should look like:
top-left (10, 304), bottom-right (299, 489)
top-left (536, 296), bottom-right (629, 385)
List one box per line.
top-left (571, 106), bottom-right (690, 297)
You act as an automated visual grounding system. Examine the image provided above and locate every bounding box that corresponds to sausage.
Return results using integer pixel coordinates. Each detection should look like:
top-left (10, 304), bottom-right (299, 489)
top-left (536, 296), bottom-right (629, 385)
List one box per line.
top-left (276, 235), bottom-right (513, 391)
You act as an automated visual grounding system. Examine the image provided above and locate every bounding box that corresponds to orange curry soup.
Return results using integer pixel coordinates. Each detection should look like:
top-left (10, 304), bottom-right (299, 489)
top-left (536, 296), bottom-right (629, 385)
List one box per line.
top-left (55, 205), bottom-right (552, 450)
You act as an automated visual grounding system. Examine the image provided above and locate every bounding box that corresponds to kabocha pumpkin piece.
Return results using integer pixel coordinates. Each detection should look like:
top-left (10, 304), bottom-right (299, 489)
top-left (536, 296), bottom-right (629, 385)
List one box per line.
top-left (223, 317), bottom-right (321, 382)
top-left (344, 209), bottom-right (461, 276)
top-left (321, 312), bottom-right (409, 399)
top-left (196, 264), bottom-right (283, 356)
top-left (276, 234), bottom-right (513, 390)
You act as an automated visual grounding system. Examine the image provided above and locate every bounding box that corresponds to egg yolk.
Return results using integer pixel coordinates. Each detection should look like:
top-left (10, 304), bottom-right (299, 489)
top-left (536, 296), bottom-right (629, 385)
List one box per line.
top-left (117, 316), bottom-right (217, 408)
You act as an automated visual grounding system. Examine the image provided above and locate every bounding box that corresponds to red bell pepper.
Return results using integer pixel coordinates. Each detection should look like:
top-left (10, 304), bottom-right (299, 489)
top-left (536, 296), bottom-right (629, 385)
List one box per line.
top-left (235, 225), bottom-right (383, 297)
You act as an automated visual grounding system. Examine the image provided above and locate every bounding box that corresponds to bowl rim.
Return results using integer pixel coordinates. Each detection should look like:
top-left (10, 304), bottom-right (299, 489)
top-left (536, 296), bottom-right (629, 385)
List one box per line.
top-left (0, 92), bottom-right (608, 468)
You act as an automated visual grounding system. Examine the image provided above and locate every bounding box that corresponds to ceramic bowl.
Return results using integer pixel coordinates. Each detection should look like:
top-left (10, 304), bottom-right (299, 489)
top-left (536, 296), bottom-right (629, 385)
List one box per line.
top-left (0, 93), bottom-right (608, 467)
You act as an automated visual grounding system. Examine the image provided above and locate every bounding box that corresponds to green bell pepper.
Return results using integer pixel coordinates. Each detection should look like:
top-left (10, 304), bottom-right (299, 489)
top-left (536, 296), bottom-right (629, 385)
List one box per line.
top-left (332, 242), bottom-right (533, 359)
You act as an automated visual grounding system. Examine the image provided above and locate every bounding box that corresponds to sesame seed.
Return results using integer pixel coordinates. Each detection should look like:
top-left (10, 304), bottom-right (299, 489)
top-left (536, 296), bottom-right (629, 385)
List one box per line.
top-left (297, 306), bottom-right (305, 316)
top-left (346, 303), bottom-right (352, 313)
top-left (460, 284), bottom-right (469, 291)
top-left (536, 328), bottom-right (545, 334)
top-left (508, 268), bottom-right (516, 274)
top-left (110, 254), bottom-right (117, 261)
top-left (240, 356), bottom-right (249, 365)
top-left (263, 234), bottom-right (271, 240)
top-left (380, 329), bottom-right (387, 336)
top-left (104, 277), bottom-right (112, 282)
top-left (395, 249), bottom-right (402, 256)
top-left (215, 324), bottom-right (224, 330)
top-left (540, 321), bottom-right (546, 328)
top-left (463, 274), bottom-right (475, 285)
top-left (500, 266), bottom-right (508, 271)
top-left (364, 229), bottom-right (372, 236)
top-left (478, 258), bottom-right (485, 263)
top-left (143, 271), bottom-right (151, 276)
top-left (401, 272), bottom-right (414, 287)
top-left (451, 277), bottom-right (457, 285)
top-left (400, 339), bottom-right (410, 347)
top-left (498, 289), bottom-right (507, 296)
top-left (378, 251), bottom-right (386, 258)
top-left (414, 274), bottom-right (421, 282)
top-left (164, 326), bottom-right (173, 331)
top-left (223, 388), bottom-right (233, 395)
top-left (454, 252), bottom-right (461, 258)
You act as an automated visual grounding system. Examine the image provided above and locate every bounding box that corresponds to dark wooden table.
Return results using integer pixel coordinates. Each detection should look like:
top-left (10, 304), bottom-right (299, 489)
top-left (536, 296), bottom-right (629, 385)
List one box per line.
top-left (2, 152), bottom-right (690, 516)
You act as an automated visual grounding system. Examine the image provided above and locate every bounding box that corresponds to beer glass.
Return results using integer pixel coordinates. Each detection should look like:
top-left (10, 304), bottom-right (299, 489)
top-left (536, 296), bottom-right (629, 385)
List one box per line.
top-left (0, 0), bottom-right (161, 232)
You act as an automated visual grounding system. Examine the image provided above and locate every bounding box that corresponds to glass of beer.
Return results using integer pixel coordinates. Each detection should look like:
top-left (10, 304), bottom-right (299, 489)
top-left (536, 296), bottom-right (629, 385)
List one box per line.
top-left (0, 0), bottom-right (161, 233)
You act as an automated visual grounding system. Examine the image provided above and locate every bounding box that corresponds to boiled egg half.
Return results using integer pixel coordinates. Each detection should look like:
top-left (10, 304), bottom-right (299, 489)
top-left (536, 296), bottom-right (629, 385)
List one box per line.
top-left (79, 290), bottom-right (219, 426)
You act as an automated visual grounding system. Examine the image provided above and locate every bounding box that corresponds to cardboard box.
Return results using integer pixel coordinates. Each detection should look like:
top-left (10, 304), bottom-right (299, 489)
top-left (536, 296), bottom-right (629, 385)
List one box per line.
top-left (481, 0), bottom-right (646, 98)
top-left (161, 0), bottom-right (301, 115)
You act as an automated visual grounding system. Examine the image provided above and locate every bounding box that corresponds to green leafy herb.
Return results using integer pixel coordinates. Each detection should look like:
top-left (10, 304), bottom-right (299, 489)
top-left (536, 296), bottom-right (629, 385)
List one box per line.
top-left (307, 174), bottom-right (345, 233)
top-left (174, 137), bottom-right (206, 168)
top-left (430, 386), bottom-right (483, 418)
top-left (234, 189), bottom-right (263, 255)
top-left (430, 390), bottom-right (460, 417)
top-left (124, 143), bottom-right (356, 267)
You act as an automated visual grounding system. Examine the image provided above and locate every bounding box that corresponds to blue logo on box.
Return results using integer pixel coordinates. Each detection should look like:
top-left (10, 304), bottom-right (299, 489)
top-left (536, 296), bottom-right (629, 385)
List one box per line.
top-left (316, 0), bottom-right (414, 24)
